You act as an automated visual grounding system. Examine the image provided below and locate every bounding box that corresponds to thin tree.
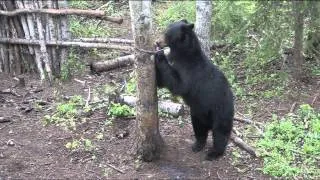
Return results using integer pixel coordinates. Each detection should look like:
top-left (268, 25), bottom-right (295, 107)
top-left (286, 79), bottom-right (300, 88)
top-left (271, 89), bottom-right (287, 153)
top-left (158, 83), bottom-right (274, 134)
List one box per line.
top-left (129, 0), bottom-right (163, 162)
top-left (195, 0), bottom-right (212, 58)
top-left (292, 1), bottom-right (305, 81)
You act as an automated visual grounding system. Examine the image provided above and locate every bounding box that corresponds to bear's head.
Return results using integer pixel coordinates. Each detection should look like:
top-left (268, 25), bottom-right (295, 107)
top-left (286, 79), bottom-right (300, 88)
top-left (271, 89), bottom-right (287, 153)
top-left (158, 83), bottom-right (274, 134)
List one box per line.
top-left (156, 20), bottom-right (201, 54)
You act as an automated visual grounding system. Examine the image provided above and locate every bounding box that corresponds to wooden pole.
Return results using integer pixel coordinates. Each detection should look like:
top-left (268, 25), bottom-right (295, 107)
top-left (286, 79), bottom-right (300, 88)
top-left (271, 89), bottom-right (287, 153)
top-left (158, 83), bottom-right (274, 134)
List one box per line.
top-left (0, 38), bottom-right (133, 50)
top-left (34, 1), bottom-right (53, 83)
top-left (24, 0), bottom-right (45, 80)
top-left (58, 0), bottom-right (70, 70)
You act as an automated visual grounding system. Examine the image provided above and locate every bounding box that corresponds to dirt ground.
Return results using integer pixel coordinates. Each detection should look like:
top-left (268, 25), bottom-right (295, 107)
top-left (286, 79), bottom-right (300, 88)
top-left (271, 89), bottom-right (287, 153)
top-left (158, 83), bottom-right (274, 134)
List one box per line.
top-left (0, 67), bottom-right (318, 179)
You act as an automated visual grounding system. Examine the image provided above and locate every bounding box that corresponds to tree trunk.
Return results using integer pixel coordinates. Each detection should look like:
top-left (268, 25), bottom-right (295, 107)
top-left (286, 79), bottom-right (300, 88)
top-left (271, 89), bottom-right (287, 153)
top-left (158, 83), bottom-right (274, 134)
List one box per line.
top-left (195, 0), bottom-right (212, 58)
top-left (292, 1), bottom-right (305, 81)
top-left (129, 0), bottom-right (163, 162)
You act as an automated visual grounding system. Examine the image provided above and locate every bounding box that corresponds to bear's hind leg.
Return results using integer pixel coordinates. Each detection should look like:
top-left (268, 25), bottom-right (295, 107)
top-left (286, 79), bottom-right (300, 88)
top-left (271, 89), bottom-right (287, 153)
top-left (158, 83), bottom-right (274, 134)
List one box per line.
top-left (206, 121), bottom-right (232, 160)
top-left (191, 115), bottom-right (209, 152)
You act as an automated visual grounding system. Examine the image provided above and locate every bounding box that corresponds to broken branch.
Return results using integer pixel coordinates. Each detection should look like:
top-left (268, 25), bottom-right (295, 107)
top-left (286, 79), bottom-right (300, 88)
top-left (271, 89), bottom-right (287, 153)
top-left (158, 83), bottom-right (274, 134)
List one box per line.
top-left (230, 133), bottom-right (257, 157)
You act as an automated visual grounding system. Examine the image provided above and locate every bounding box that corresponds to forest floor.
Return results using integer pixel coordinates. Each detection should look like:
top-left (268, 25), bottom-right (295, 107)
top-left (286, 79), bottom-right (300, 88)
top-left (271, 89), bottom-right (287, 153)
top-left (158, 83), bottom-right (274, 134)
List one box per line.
top-left (0, 67), bottom-right (318, 179)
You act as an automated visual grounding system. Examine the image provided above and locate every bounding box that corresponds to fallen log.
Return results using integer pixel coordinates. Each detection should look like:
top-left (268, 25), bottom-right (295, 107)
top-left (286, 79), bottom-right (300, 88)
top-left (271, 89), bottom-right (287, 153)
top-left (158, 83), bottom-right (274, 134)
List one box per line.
top-left (0, 38), bottom-right (132, 50)
top-left (0, 8), bottom-right (123, 24)
top-left (120, 95), bottom-right (184, 117)
top-left (230, 133), bottom-right (257, 157)
top-left (90, 55), bottom-right (134, 73)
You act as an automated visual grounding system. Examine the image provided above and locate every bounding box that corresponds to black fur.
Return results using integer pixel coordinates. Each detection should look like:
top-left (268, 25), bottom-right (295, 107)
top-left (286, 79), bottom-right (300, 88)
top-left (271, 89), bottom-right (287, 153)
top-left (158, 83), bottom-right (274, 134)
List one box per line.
top-left (155, 20), bottom-right (234, 160)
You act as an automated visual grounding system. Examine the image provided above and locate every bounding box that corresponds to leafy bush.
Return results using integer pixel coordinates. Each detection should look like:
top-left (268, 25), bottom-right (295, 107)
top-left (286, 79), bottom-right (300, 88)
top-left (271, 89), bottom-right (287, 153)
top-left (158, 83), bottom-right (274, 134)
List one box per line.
top-left (257, 104), bottom-right (320, 178)
top-left (43, 95), bottom-right (85, 130)
top-left (60, 48), bottom-right (85, 80)
top-left (108, 103), bottom-right (134, 118)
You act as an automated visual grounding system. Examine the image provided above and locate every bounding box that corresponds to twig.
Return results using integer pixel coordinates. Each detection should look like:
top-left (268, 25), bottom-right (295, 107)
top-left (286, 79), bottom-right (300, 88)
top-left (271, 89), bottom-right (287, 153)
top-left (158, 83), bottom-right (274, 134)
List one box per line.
top-left (230, 133), bottom-right (257, 157)
top-left (234, 115), bottom-right (262, 126)
top-left (74, 78), bottom-right (86, 87)
top-left (0, 88), bottom-right (21, 97)
top-left (85, 86), bottom-right (91, 108)
top-left (290, 102), bottom-right (297, 113)
top-left (106, 163), bottom-right (125, 174)
top-left (311, 93), bottom-right (318, 106)
top-left (0, 117), bottom-right (11, 123)
top-left (0, 122), bottom-right (13, 130)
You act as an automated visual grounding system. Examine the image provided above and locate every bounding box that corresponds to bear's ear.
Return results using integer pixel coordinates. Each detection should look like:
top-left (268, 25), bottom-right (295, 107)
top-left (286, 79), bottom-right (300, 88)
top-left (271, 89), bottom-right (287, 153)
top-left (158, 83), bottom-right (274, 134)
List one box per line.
top-left (182, 23), bottom-right (194, 32)
top-left (187, 23), bottom-right (194, 30)
top-left (181, 19), bottom-right (189, 23)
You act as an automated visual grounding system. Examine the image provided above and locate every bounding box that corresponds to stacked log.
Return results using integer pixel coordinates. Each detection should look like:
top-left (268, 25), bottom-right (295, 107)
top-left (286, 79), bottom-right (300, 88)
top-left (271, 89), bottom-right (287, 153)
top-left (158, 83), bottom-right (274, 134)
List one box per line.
top-left (0, 0), bottom-right (70, 82)
top-left (0, 0), bottom-right (126, 82)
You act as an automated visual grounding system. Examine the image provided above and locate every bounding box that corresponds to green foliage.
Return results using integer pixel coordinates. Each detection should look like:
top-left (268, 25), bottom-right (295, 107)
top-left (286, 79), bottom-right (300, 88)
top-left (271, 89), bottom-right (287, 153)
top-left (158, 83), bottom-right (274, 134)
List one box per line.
top-left (108, 103), bottom-right (134, 118)
top-left (60, 48), bottom-right (85, 81)
top-left (43, 95), bottom-right (85, 130)
top-left (257, 104), bottom-right (320, 178)
top-left (125, 76), bottom-right (137, 95)
top-left (69, 17), bottom-right (112, 38)
top-left (69, 0), bottom-right (90, 9)
top-left (154, 1), bottom-right (195, 30)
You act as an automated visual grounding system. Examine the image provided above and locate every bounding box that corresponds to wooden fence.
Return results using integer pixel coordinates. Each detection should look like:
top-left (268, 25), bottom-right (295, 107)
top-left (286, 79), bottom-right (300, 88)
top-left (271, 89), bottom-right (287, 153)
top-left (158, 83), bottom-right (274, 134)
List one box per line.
top-left (0, 0), bottom-right (125, 83)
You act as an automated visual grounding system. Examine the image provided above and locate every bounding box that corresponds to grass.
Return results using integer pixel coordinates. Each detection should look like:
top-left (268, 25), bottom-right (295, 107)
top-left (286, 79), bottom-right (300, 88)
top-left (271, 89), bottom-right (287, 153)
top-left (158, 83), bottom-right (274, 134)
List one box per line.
top-left (257, 104), bottom-right (320, 178)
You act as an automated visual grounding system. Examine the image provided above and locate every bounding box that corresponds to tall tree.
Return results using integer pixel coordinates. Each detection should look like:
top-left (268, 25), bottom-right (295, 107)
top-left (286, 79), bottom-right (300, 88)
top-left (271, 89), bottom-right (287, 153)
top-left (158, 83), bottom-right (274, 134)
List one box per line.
top-left (195, 0), bottom-right (212, 58)
top-left (129, 0), bottom-right (163, 162)
top-left (292, 1), bottom-right (305, 80)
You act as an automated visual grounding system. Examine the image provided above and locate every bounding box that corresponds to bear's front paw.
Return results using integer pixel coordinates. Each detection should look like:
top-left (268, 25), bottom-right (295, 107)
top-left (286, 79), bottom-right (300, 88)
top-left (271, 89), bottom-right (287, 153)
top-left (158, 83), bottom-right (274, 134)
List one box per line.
top-left (192, 140), bottom-right (206, 152)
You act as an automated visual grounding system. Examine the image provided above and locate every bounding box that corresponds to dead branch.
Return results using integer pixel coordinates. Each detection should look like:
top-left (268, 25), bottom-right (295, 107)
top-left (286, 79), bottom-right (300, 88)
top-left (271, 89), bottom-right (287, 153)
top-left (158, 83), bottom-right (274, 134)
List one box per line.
top-left (311, 93), bottom-right (318, 106)
top-left (73, 78), bottom-right (87, 87)
top-left (234, 116), bottom-right (263, 126)
top-left (0, 88), bottom-right (21, 97)
top-left (0, 8), bottom-right (123, 24)
top-left (230, 133), bottom-right (257, 157)
top-left (85, 86), bottom-right (91, 108)
top-left (106, 163), bottom-right (125, 174)
top-left (290, 102), bottom-right (297, 113)
top-left (74, 37), bottom-right (134, 44)
top-left (120, 95), bottom-right (184, 117)
top-left (90, 55), bottom-right (134, 73)
top-left (0, 117), bottom-right (11, 123)
top-left (0, 38), bottom-right (133, 50)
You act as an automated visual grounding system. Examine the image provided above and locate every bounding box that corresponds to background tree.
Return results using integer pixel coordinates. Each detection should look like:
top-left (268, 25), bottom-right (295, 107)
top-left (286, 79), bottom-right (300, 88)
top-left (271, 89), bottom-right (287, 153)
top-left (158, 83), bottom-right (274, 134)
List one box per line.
top-left (129, 0), bottom-right (163, 162)
top-left (195, 0), bottom-right (212, 58)
top-left (292, 1), bottom-right (305, 81)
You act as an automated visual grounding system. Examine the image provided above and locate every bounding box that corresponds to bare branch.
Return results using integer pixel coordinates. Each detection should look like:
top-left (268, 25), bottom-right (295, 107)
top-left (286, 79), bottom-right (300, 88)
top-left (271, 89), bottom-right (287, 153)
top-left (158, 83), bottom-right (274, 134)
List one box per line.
top-left (0, 38), bottom-right (132, 50)
top-left (0, 8), bottom-right (123, 24)
top-left (230, 133), bottom-right (257, 157)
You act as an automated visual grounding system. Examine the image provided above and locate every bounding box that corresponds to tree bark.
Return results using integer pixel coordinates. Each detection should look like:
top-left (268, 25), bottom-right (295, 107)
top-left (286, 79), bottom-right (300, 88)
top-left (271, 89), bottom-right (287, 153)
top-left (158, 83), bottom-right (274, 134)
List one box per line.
top-left (292, 1), bottom-right (305, 81)
top-left (129, 0), bottom-right (163, 162)
top-left (195, 0), bottom-right (212, 58)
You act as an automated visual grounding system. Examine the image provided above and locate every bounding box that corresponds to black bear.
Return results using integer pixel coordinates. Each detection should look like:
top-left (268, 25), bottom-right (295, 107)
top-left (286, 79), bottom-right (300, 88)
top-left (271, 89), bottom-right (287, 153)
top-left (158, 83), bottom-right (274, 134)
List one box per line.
top-left (155, 20), bottom-right (234, 160)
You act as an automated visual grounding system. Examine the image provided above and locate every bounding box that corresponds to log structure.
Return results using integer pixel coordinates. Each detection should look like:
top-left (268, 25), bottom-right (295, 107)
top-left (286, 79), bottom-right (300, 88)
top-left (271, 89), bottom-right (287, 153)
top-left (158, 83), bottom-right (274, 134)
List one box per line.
top-left (0, 0), bottom-right (124, 82)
